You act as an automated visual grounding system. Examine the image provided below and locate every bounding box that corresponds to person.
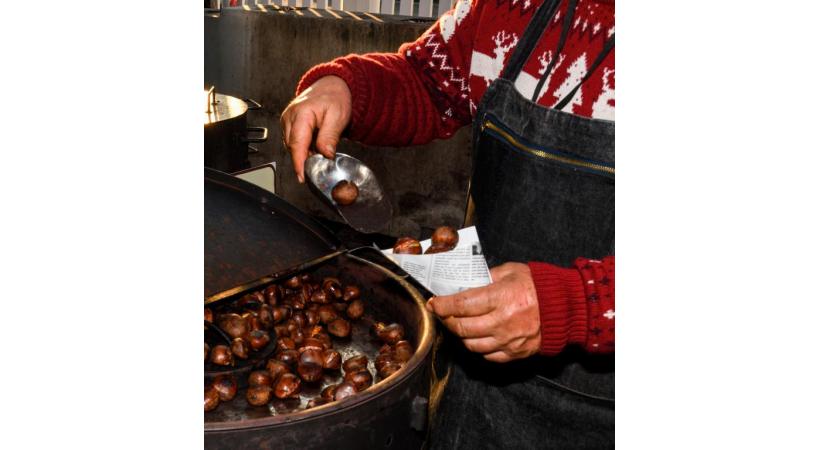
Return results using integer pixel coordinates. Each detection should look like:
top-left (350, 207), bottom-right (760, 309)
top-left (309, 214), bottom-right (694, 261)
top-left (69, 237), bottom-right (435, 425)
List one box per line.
top-left (280, 0), bottom-right (615, 447)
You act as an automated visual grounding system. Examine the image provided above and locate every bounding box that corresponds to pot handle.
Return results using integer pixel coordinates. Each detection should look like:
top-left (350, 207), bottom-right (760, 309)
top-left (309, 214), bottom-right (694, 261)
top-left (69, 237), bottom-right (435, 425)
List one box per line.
top-left (243, 127), bottom-right (268, 143)
top-left (244, 98), bottom-right (262, 111)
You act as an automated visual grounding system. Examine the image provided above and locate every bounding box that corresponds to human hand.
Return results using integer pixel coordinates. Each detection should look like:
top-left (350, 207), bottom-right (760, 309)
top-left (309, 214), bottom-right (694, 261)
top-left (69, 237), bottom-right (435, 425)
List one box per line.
top-left (426, 262), bottom-right (541, 363)
top-left (280, 76), bottom-right (352, 183)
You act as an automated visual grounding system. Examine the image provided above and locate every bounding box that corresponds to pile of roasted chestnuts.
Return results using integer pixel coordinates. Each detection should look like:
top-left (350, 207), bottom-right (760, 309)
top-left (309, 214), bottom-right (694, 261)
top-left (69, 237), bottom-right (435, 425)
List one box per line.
top-left (204, 272), bottom-right (414, 413)
top-left (393, 225), bottom-right (459, 255)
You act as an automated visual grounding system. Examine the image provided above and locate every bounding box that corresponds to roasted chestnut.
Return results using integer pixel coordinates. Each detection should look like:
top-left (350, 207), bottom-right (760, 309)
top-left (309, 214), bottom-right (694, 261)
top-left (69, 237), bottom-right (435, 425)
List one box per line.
top-left (209, 344), bottom-right (233, 366)
top-left (275, 349), bottom-right (300, 366)
top-left (346, 298), bottom-right (365, 320)
top-left (204, 308), bottom-right (214, 323)
top-left (344, 370), bottom-right (373, 391)
top-left (249, 330), bottom-right (271, 351)
top-left (394, 340), bottom-right (414, 362)
top-left (323, 278), bottom-right (343, 300)
top-left (322, 349), bottom-right (342, 370)
top-left (334, 381), bottom-right (358, 400)
top-left (343, 355), bottom-right (368, 373)
top-left (231, 337), bottom-right (250, 360)
top-left (219, 314), bottom-right (249, 340)
top-left (212, 375), bottom-right (238, 401)
top-left (266, 359), bottom-right (291, 380)
top-left (317, 305), bottom-right (338, 324)
top-left (300, 337), bottom-right (325, 352)
top-left (274, 373), bottom-right (302, 399)
top-left (257, 304), bottom-right (274, 329)
top-left (310, 289), bottom-right (330, 305)
top-left (205, 386), bottom-right (220, 412)
top-left (246, 315), bottom-right (262, 332)
top-left (342, 285), bottom-right (360, 302)
top-left (248, 370), bottom-right (274, 387)
top-left (297, 362), bottom-right (323, 382)
top-left (374, 352), bottom-right (395, 373)
top-left (377, 323), bottom-right (405, 345)
top-left (272, 306), bottom-right (291, 324)
top-left (284, 275), bottom-right (301, 289)
top-left (246, 385), bottom-right (272, 406)
top-left (299, 348), bottom-right (324, 366)
top-left (291, 311), bottom-right (307, 329)
top-left (313, 332), bottom-right (333, 349)
top-left (333, 302), bottom-right (348, 313)
top-left (283, 294), bottom-right (306, 310)
top-left (290, 327), bottom-right (306, 346)
top-left (432, 225), bottom-right (459, 248)
top-left (331, 180), bottom-right (359, 206)
top-left (393, 237), bottom-right (422, 255)
top-left (378, 361), bottom-right (403, 379)
top-left (204, 342), bottom-right (210, 361)
top-left (277, 337), bottom-right (296, 352)
top-left (424, 244), bottom-right (451, 254)
top-left (304, 309), bottom-right (320, 327)
top-left (264, 284), bottom-right (280, 305)
top-left (321, 384), bottom-right (338, 401)
top-left (327, 318), bottom-right (351, 338)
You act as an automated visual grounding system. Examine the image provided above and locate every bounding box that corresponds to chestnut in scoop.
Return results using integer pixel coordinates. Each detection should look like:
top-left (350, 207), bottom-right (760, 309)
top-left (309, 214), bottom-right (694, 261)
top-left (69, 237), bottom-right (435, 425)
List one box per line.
top-left (393, 237), bottom-right (422, 255)
top-left (321, 384), bottom-right (338, 401)
top-left (209, 345), bottom-right (233, 366)
top-left (212, 375), bottom-right (238, 402)
top-left (274, 373), bottom-right (302, 399)
top-left (331, 180), bottom-right (359, 206)
top-left (297, 362), bottom-right (323, 383)
top-left (205, 386), bottom-right (220, 412)
top-left (246, 385), bottom-right (272, 406)
top-left (307, 397), bottom-right (330, 409)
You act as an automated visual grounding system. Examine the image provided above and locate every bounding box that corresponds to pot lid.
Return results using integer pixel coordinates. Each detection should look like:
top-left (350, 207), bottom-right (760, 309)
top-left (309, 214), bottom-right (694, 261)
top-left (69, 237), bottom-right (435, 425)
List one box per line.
top-left (205, 168), bottom-right (342, 302)
top-left (204, 89), bottom-right (247, 126)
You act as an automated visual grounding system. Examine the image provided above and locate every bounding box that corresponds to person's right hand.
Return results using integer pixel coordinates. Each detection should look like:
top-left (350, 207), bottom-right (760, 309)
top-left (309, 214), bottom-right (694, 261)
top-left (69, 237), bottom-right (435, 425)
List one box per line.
top-left (280, 76), bottom-right (352, 183)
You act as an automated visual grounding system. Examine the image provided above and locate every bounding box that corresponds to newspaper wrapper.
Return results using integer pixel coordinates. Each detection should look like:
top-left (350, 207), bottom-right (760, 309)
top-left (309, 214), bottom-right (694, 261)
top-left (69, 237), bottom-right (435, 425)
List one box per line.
top-left (381, 226), bottom-right (492, 296)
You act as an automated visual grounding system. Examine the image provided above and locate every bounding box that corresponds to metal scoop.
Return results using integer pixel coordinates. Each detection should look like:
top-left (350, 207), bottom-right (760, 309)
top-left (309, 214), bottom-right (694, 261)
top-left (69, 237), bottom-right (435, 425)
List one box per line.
top-left (305, 153), bottom-right (393, 233)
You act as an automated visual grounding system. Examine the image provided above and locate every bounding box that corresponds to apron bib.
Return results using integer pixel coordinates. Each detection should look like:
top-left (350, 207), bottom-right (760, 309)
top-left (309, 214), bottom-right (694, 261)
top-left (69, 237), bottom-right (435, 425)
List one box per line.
top-left (430, 0), bottom-right (615, 447)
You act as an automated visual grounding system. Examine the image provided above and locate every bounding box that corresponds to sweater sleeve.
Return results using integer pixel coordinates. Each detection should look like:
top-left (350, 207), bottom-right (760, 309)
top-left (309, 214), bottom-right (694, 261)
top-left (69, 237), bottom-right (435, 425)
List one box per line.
top-left (528, 256), bottom-right (615, 356)
top-left (295, 0), bottom-right (483, 147)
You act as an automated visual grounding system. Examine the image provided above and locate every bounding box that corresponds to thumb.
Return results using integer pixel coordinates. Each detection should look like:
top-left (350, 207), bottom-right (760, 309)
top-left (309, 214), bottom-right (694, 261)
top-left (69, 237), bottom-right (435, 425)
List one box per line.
top-left (314, 107), bottom-right (346, 159)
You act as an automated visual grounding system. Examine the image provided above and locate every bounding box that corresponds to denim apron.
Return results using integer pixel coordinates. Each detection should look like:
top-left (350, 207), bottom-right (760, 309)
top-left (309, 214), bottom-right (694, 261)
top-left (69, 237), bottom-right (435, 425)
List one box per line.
top-left (429, 0), bottom-right (615, 447)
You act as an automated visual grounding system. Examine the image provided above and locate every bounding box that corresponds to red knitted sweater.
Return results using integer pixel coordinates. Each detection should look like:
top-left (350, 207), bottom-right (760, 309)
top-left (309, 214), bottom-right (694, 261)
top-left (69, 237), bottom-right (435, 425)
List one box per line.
top-left (296, 0), bottom-right (615, 356)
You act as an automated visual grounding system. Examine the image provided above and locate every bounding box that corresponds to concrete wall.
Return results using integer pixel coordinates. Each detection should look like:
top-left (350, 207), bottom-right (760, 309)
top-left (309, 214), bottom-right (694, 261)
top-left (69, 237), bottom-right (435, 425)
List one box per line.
top-left (205, 8), bottom-right (472, 238)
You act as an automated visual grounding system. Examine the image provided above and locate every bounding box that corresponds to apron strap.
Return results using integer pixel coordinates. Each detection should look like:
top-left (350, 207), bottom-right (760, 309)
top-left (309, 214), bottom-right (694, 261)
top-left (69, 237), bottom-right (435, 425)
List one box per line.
top-left (531, 0), bottom-right (577, 102)
top-left (553, 33), bottom-right (615, 111)
top-left (500, 0), bottom-right (563, 81)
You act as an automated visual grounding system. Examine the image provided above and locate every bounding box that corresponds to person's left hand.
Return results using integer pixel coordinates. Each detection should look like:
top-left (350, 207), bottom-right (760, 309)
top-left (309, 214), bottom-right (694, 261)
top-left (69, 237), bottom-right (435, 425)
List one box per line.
top-left (426, 262), bottom-right (541, 363)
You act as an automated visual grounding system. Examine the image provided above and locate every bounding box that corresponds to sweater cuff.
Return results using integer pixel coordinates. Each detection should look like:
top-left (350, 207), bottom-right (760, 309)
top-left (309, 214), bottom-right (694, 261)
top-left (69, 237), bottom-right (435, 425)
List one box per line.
top-left (295, 59), bottom-right (370, 140)
top-left (528, 262), bottom-right (588, 356)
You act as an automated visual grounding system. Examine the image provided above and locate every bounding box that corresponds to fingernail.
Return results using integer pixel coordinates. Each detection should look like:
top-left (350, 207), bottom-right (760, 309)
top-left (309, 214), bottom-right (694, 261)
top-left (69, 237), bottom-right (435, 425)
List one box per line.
top-left (327, 145), bottom-right (336, 158)
top-left (298, 174), bottom-right (304, 183)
